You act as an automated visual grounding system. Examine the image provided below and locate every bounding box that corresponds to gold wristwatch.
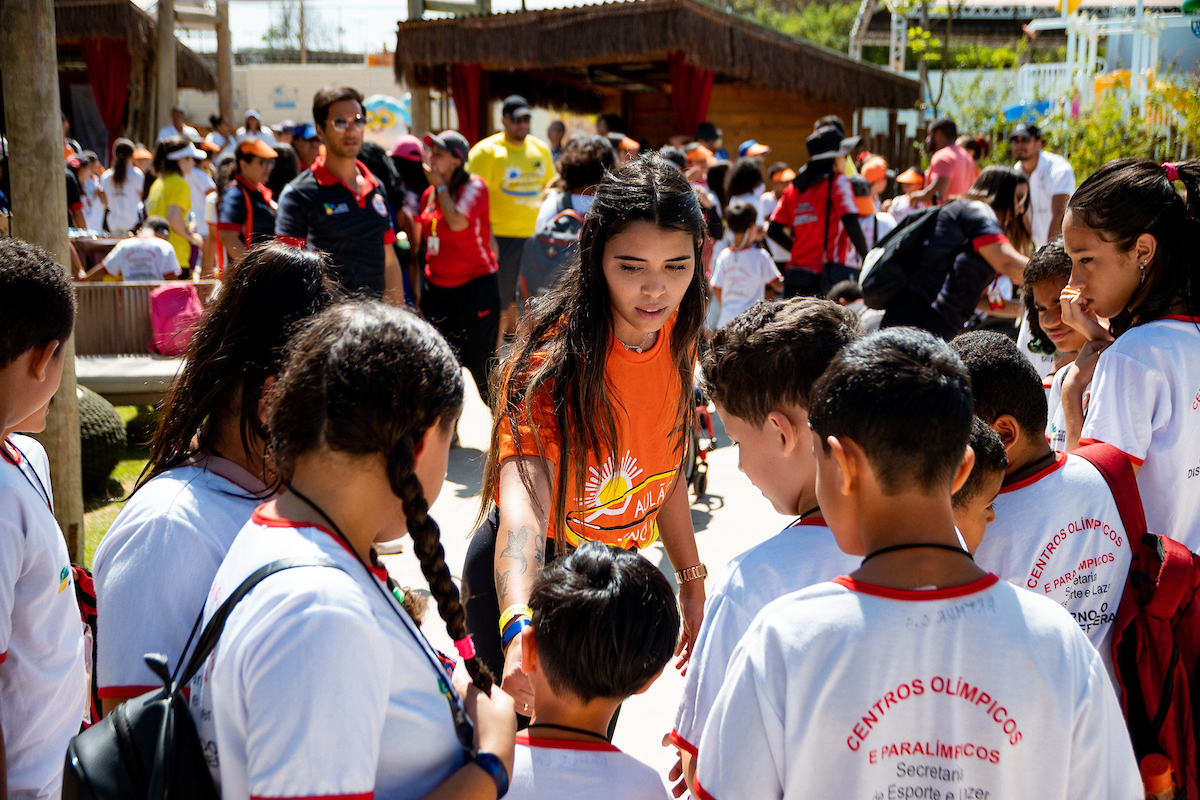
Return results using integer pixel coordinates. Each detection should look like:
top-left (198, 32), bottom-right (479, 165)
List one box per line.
top-left (675, 563), bottom-right (708, 584)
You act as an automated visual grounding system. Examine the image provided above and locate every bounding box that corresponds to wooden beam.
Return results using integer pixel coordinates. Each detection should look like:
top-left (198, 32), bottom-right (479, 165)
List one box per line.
top-left (0, 0), bottom-right (86, 561)
top-left (156, 0), bottom-right (177, 131)
top-left (216, 1), bottom-right (233, 121)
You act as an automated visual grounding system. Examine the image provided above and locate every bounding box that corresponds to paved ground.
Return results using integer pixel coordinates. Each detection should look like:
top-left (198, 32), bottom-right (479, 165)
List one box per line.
top-left (380, 371), bottom-right (793, 781)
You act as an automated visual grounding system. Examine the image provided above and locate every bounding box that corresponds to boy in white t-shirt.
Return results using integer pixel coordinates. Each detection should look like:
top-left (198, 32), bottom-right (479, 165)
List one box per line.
top-left (695, 328), bottom-right (1140, 800)
top-left (710, 202), bottom-right (782, 329)
top-left (83, 217), bottom-right (181, 282)
top-left (510, 541), bottom-right (677, 800)
top-left (669, 297), bottom-right (862, 794)
top-left (951, 332), bottom-right (1135, 685)
top-left (0, 239), bottom-right (87, 800)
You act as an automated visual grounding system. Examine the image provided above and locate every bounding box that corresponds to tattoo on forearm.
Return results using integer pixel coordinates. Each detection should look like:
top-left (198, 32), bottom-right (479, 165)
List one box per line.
top-left (533, 531), bottom-right (546, 568)
top-left (495, 568), bottom-right (511, 599)
top-left (499, 526), bottom-right (529, 574)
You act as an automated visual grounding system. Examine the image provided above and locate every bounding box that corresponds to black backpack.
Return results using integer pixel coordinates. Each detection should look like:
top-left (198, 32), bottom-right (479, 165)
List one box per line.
top-left (859, 206), bottom-right (941, 310)
top-left (519, 193), bottom-right (586, 301)
top-left (62, 557), bottom-right (338, 800)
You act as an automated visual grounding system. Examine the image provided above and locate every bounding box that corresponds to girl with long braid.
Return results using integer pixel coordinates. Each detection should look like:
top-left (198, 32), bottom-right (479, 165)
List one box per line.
top-left (189, 301), bottom-right (516, 800)
top-left (464, 156), bottom-right (709, 717)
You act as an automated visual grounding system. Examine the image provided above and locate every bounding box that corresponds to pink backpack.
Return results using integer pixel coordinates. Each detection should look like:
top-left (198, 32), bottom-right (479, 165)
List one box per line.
top-left (149, 283), bottom-right (204, 357)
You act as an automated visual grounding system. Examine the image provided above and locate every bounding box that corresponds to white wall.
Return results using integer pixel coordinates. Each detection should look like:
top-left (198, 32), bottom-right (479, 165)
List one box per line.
top-left (179, 63), bottom-right (405, 127)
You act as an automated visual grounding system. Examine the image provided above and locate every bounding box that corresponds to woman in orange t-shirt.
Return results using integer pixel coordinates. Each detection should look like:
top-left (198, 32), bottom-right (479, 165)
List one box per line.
top-left (464, 156), bottom-right (710, 720)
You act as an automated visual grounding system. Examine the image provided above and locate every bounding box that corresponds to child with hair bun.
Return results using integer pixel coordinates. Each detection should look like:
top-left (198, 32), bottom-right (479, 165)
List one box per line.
top-left (189, 301), bottom-right (516, 800)
top-left (1062, 158), bottom-right (1200, 548)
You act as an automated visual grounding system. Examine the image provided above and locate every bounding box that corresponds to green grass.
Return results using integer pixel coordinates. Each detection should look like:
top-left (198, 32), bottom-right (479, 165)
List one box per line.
top-left (81, 405), bottom-right (154, 569)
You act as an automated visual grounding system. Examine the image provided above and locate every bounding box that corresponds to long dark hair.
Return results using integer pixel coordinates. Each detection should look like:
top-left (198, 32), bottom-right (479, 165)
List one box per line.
top-left (269, 301), bottom-right (493, 692)
top-left (111, 138), bottom-right (135, 185)
top-left (963, 165), bottom-right (1032, 256)
top-left (726, 157), bottom-right (764, 198)
top-left (1066, 157), bottom-right (1200, 334)
top-left (137, 243), bottom-right (341, 490)
top-left (1021, 237), bottom-right (1073, 355)
top-left (706, 161), bottom-right (731, 212)
top-left (481, 156), bottom-right (707, 537)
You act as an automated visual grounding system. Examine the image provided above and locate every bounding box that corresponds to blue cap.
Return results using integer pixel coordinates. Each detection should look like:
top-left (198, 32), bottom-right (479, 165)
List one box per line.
top-left (738, 139), bottom-right (771, 158)
top-left (292, 123), bottom-right (318, 141)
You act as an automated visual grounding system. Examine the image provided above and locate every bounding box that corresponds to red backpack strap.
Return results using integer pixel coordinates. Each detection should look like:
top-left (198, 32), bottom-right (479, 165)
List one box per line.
top-left (1072, 442), bottom-right (1148, 543)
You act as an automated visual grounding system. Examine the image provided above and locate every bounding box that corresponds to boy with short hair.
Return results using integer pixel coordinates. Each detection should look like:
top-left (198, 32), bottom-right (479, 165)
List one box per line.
top-left (670, 298), bottom-right (862, 791)
top-left (695, 328), bottom-right (1140, 800)
top-left (0, 238), bottom-right (87, 800)
top-left (953, 417), bottom-right (1007, 553)
top-left (950, 331), bottom-right (1134, 684)
top-left (709, 202), bottom-right (782, 329)
top-left (82, 216), bottom-right (181, 281)
top-left (512, 541), bottom-right (677, 800)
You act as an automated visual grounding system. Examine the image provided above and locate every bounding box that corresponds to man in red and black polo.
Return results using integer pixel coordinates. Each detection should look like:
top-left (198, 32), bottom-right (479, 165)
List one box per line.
top-left (275, 85), bottom-right (404, 302)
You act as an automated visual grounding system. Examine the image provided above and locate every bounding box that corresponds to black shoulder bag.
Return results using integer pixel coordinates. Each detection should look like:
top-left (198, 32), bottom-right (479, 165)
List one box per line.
top-left (62, 556), bottom-right (339, 800)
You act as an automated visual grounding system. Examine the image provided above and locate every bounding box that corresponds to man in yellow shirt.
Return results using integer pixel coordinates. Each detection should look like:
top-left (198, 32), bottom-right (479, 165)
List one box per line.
top-left (467, 95), bottom-right (557, 340)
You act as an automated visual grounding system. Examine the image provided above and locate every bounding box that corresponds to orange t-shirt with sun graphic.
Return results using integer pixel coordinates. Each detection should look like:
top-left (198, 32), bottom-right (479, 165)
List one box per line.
top-left (496, 323), bottom-right (687, 550)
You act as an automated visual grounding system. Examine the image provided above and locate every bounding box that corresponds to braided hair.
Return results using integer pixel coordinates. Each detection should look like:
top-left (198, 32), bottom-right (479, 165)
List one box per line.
top-left (269, 300), bottom-right (494, 691)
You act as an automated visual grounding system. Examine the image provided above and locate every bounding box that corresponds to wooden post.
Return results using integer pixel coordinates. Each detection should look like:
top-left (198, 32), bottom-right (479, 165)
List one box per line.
top-left (0, 0), bottom-right (86, 560)
top-left (157, 0), bottom-right (177, 132)
top-left (216, 0), bottom-right (234, 120)
top-left (299, 0), bottom-right (307, 64)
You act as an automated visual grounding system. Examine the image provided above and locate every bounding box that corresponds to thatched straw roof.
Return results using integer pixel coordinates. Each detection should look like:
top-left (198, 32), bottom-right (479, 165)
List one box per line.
top-left (54, 0), bottom-right (217, 91)
top-left (393, 0), bottom-right (919, 109)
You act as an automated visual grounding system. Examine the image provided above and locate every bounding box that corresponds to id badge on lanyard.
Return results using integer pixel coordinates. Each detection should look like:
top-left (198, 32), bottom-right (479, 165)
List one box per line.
top-left (427, 217), bottom-right (440, 257)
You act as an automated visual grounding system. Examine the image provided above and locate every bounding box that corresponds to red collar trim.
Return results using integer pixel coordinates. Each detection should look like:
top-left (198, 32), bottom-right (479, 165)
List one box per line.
top-left (516, 732), bottom-right (619, 752)
top-left (1000, 451), bottom-right (1067, 493)
top-left (1, 438), bottom-right (20, 465)
top-left (832, 573), bottom-right (998, 600)
top-left (790, 516), bottom-right (827, 528)
top-left (251, 506), bottom-right (389, 582)
top-left (311, 157), bottom-right (379, 205)
top-left (234, 173), bottom-right (273, 203)
top-left (1161, 314), bottom-right (1200, 323)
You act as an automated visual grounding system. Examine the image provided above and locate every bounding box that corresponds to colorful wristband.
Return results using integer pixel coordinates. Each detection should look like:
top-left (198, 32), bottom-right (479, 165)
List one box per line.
top-left (498, 603), bottom-right (533, 634)
top-left (501, 618), bottom-right (531, 649)
top-left (474, 751), bottom-right (510, 799)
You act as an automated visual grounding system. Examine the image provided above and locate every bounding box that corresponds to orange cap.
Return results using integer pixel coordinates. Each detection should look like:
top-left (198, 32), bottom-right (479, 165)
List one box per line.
top-left (861, 156), bottom-right (888, 184)
top-left (237, 139), bottom-right (278, 159)
top-left (618, 136), bottom-right (640, 151)
top-left (855, 195), bottom-right (876, 216)
top-left (770, 167), bottom-right (797, 182)
top-left (1141, 754), bottom-right (1176, 794)
top-left (896, 167), bottom-right (924, 185)
top-left (686, 144), bottom-right (715, 163)
top-left (132, 146), bottom-right (153, 159)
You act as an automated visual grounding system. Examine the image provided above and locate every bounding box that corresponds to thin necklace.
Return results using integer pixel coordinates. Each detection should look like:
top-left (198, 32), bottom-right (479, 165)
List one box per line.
top-left (617, 330), bottom-right (655, 353)
top-left (526, 722), bottom-right (612, 743)
top-left (861, 542), bottom-right (974, 565)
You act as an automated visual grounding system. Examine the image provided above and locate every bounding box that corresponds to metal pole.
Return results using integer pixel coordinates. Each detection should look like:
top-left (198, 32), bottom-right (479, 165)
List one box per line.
top-left (156, 0), bottom-right (177, 132)
top-left (0, 0), bottom-right (86, 561)
top-left (216, 0), bottom-right (234, 120)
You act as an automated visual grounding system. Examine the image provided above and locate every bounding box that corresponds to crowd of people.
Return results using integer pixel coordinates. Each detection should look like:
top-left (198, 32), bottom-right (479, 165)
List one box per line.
top-left (1, 81), bottom-right (1199, 800)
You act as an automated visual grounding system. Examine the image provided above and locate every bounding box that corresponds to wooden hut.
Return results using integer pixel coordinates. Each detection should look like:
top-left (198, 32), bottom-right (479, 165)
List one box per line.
top-left (392, 0), bottom-right (920, 170)
top-left (50, 0), bottom-right (216, 149)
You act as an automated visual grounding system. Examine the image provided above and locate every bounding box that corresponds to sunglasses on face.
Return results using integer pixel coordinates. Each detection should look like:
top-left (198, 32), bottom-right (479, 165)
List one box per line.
top-left (1010, 136), bottom-right (1031, 144)
top-left (328, 115), bottom-right (367, 132)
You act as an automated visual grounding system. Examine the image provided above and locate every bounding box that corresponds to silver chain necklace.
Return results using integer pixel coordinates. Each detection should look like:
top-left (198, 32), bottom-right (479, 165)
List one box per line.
top-left (618, 331), bottom-right (655, 353)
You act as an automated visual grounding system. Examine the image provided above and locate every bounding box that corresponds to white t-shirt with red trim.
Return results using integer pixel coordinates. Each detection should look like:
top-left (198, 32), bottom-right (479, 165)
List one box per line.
top-left (974, 452), bottom-right (1131, 685)
top-left (0, 435), bottom-right (87, 800)
top-left (694, 575), bottom-right (1140, 800)
top-left (93, 458), bottom-right (268, 700)
top-left (188, 508), bottom-right (466, 799)
top-left (671, 518), bottom-right (859, 758)
top-left (508, 733), bottom-right (668, 800)
top-left (1080, 316), bottom-right (1200, 550)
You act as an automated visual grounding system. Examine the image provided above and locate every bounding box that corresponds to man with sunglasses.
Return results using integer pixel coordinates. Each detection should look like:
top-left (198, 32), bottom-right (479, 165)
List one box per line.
top-left (275, 85), bottom-right (403, 303)
top-left (1009, 122), bottom-right (1075, 248)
